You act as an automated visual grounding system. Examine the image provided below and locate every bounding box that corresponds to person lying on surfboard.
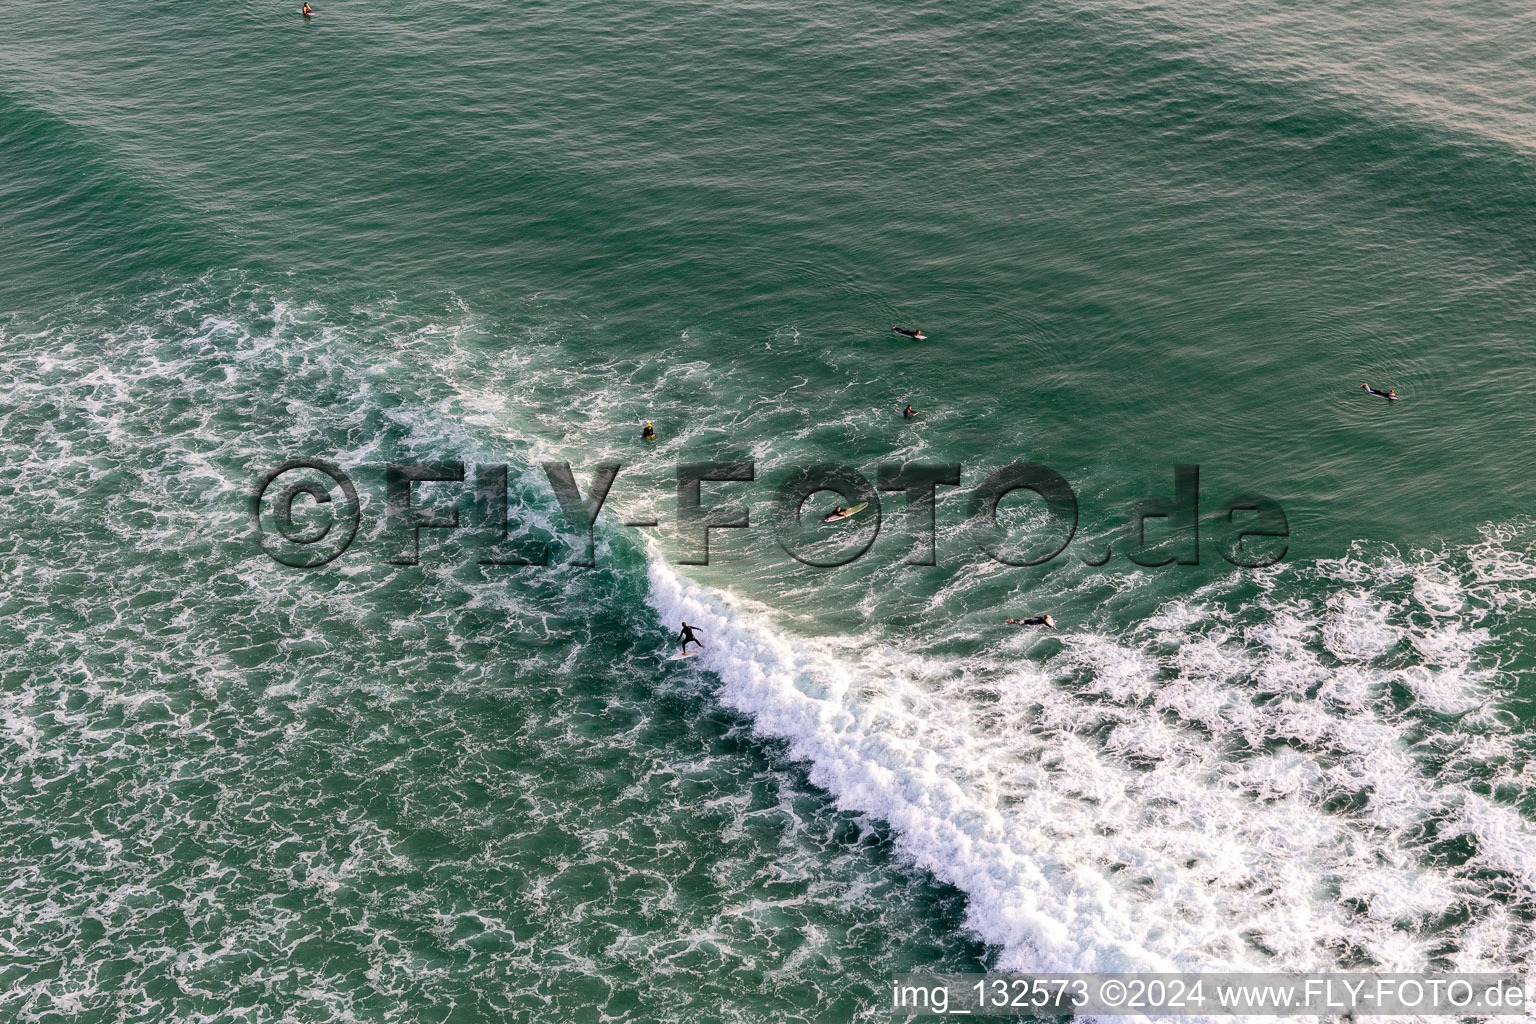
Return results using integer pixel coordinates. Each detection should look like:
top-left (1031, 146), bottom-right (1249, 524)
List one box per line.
top-left (892, 326), bottom-right (926, 341)
top-left (1006, 615), bottom-right (1056, 628)
top-left (1360, 383), bottom-right (1399, 400)
top-left (676, 622), bottom-right (703, 653)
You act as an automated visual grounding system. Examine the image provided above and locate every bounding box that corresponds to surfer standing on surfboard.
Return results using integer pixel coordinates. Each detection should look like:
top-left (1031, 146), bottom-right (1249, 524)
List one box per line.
top-left (676, 622), bottom-right (703, 653)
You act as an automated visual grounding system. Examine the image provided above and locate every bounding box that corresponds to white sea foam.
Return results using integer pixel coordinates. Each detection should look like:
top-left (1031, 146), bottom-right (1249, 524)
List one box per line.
top-left (7, 278), bottom-right (1536, 1023)
top-left (644, 533), bottom-right (1536, 1019)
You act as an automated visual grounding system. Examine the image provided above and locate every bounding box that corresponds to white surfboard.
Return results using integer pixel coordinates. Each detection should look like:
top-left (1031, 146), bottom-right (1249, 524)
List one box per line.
top-left (823, 502), bottom-right (868, 523)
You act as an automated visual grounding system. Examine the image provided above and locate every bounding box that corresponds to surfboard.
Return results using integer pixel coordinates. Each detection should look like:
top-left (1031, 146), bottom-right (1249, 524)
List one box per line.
top-left (669, 647), bottom-right (699, 661)
top-left (823, 502), bottom-right (868, 523)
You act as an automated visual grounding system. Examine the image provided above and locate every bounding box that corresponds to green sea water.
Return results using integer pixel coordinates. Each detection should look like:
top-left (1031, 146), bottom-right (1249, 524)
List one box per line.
top-left (4, 1), bottom-right (1536, 1021)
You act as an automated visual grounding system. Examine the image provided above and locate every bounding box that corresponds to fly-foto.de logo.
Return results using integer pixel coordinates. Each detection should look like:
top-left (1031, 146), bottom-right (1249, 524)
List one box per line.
top-left (251, 460), bottom-right (1288, 570)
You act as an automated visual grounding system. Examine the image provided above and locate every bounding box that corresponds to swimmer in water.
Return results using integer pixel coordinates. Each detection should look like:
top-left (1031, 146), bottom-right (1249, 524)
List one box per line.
top-left (642, 422), bottom-right (656, 440)
top-left (903, 404), bottom-right (916, 420)
top-left (1006, 614), bottom-right (1056, 628)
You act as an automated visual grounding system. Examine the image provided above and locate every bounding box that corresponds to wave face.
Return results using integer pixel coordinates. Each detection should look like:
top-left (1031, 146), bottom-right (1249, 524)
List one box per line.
top-left (0, 280), bottom-right (988, 1024)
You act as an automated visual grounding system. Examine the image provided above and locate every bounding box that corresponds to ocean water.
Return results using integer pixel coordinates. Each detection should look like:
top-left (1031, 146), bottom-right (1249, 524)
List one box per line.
top-left (3, 1), bottom-right (1536, 1021)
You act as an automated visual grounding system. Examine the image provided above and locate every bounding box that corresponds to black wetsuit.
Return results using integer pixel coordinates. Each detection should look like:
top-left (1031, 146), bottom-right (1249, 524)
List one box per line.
top-left (1008, 616), bottom-right (1051, 626)
top-left (642, 426), bottom-right (656, 440)
top-left (893, 327), bottom-right (921, 339)
top-left (677, 624), bottom-right (702, 651)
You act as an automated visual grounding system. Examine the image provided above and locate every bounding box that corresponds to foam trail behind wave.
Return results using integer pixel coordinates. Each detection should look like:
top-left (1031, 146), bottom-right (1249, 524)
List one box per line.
top-left (645, 536), bottom-right (1536, 1019)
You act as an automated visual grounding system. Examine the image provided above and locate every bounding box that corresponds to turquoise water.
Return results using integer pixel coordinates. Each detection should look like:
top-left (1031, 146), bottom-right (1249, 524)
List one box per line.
top-left (4, 1), bottom-right (1536, 1020)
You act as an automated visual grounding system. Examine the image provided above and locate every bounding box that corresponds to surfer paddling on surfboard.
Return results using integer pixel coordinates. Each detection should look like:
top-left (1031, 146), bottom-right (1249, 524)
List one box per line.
top-left (892, 326), bottom-right (926, 341)
top-left (1360, 383), bottom-right (1400, 400)
top-left (676, 622), bottom-right (703, 654)
top-left (1006, 615), bottom-right (1056, 628)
